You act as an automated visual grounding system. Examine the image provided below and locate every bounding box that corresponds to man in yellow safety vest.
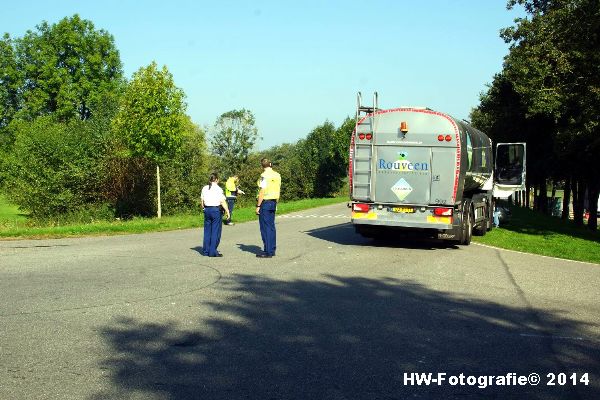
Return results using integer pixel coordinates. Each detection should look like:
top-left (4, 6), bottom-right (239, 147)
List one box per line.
top-left (224, 175), bottom-right (245, 225)
top-left (255, 158), bottom-right (281, 258)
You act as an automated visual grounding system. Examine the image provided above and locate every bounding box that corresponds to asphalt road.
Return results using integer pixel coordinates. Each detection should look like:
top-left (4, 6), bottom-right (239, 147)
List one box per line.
top-left (1, 203), bottom-right (599, 400)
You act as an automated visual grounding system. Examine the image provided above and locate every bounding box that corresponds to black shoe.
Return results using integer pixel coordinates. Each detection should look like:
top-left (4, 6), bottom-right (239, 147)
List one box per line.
top-left (256, 254), bottom-right (272, 258)
top-left (210, 253), bottom-right (223, 257)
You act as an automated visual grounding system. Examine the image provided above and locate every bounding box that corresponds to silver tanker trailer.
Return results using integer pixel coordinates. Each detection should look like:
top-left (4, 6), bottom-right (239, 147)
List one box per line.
top-left (349, 92), bottom-right (526, 245)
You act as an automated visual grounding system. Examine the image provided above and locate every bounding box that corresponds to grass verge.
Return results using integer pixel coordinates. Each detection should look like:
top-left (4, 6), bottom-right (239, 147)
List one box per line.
top-left (0, 194), bottom-right (27, 223)
top-left (0, 197), bottom-right (347, 240)
top-left (474, 204), bottom-right (600, 264)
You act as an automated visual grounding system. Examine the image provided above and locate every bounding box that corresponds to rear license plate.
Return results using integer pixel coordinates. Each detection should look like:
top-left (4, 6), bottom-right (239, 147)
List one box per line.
top-left (390, 207), bottom-right (415, 213)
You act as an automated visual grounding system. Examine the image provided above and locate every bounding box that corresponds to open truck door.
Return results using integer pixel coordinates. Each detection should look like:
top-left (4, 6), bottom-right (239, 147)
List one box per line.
top-left (493, 142), bottom-right (526, 198)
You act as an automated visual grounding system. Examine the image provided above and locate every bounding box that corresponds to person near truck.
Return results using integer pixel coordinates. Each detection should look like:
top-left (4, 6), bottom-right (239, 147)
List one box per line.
top-left (255, 158), bottom-right (281, 258)
top-left (224, 175), bottom-right (245, 226)
top-left (201, 173), bottom-right (229, 257)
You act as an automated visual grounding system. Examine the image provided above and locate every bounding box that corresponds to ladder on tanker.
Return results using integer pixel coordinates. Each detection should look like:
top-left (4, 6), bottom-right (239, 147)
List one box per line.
top-left (352, 92), bottom-right (378, 201)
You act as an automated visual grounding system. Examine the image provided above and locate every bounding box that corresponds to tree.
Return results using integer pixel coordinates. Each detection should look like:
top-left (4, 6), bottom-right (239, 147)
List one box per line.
top-left (0, 34), bottom-right (22, 143)
top-left (13, 14), bottom-right (123, 122)
top-left (210, 109), bottom-right (259, 177)
top-left (296, 118), bottom-right (354, 198)
top-left (112, 62), bottom-right (186, 218)
top-left (501, 0), bottom-right (600, 229)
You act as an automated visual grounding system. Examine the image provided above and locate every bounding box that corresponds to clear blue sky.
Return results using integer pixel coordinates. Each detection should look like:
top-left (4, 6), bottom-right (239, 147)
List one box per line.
top-left (1, 1), bottom-right (523, 149)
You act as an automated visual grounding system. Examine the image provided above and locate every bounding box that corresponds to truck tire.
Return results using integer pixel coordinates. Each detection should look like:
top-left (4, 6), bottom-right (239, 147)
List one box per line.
top-left (473, 222), bottom-right (487, 236)
top-left (460, 201), bottom-right (473, 246)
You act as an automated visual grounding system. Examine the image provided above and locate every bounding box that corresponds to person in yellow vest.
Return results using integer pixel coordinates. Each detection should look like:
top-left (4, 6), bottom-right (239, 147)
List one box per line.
top-left (224, 175), bottom-right (245, 226)
top-left (255, 158), bottom-right (281, 258)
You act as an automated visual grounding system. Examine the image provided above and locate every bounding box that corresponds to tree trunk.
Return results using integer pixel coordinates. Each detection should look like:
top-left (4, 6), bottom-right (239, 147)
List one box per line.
top-left (573, 179), bottom-right (586, 226)
top-left (587, 182), bottom-right (598, 231)
top-left (539, 179), bottom-right (548, 214)
top-left (561, 176), bottom-right (571, 220)
top-left (156, 164), bottom-right (162, 219)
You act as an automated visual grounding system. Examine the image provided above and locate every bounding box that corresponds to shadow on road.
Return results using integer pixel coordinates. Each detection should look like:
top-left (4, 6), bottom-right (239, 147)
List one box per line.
top-left (190, 246), bottom-right (205, 256)
top-left (305, 222), bottom-right (459, 250)
top-left (93, 275), bottom-right (599, 399)
top-left (236, 243), bottom-right (262, 255)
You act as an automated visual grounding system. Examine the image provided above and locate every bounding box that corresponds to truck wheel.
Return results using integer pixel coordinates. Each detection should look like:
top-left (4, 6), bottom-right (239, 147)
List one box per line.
top-left (473, 221), bottom-right (487, 236)
top-left (461, 202), bottom-right (473, 245)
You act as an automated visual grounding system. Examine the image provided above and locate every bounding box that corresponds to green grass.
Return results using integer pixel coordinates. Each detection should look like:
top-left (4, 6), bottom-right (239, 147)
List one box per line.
top-left (0, 196), bottom-right (347, 240)
top-left (0, 194), bottom-right (27, 223)
top-left (474, 204), bottom-right (600, 264)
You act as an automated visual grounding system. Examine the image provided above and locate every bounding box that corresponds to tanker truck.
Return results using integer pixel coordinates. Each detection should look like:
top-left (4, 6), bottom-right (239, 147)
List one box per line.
top-left (349, 92), bottom-right (526, 245)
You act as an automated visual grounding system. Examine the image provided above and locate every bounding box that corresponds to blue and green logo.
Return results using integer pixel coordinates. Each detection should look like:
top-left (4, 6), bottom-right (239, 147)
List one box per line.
top-left (378, 150), bottom-right (428, 172)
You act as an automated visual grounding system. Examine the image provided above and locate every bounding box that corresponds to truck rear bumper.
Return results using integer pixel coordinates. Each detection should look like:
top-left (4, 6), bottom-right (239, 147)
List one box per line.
top-left (350, 204), bottom-right (464, 240)
top-left (351, 206), bottom-right (454, 230)
top-left (352, 218), bottom-right (452, 230)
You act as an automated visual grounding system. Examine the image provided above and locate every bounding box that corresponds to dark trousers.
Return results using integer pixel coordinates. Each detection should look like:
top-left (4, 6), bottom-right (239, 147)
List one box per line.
top-left (226, 197), bottom-right (235, 223)
top-left (202, 206), bottom-right (222, 256)
top-left (258, 200), bottom-right (277, 256)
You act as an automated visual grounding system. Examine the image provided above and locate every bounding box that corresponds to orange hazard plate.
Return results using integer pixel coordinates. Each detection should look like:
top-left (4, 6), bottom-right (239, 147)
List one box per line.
top-left (390, 207), bottom-right (415, 213)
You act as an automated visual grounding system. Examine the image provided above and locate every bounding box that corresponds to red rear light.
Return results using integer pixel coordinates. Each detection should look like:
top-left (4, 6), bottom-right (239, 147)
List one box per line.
top-left (437, 134), bottom-right (444, 141)
top-left (433, 207), bottom-right (453, 216)
top-left (445, 135), bottom-right (452, 142)
top-left (358, 133), bottom-right (365, 140)
top-left (365, 133), bottom-right (373, 140)
top-left (353, 203), bottom-right (370, 212)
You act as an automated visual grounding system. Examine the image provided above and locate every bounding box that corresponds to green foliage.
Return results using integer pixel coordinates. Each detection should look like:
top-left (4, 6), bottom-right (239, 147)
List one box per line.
top-left (102, 114), bottom-right (208, 218)
top-left (160, 116), bottom-right (209, 214)
top-left (13, 14), bottom-right (123, 121)
top-left (0, 33), bottom-right (21, 139)
top-left (473, 0), bottom-right (600, 228)
top-left (113, 62), bottom-right (186, 163)
top-left (261, 143), bottom-right (304, 201)
top-left (100, 153), bottom-right (155, 218)
top-left (295, 117), bottom-right (354, 198)
top-left (210, 108), bottom-right (259, 176)
top-left (0, 16), bottom-right (211, 222)
top-left (4, 116), bottom-right (107, 219)
top-left (230, 117), bottom-right (354, 204)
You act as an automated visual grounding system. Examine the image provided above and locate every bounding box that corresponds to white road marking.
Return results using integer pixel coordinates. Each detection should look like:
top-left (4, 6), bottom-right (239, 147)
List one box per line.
top-left (279, 214), bottom-right (348, 219)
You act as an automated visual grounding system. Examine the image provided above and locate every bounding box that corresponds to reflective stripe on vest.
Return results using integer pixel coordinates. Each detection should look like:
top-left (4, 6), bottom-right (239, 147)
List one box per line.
top-left (261, 169), bottom-right (281, 200)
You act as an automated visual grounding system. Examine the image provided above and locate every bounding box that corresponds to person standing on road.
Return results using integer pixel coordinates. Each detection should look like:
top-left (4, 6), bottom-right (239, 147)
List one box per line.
top-left (201, 173), bottom-right (229, 257)
top-left (255, 158), bottom-right (281, 258)
top-left (224, 175), bottom-right (245, 226)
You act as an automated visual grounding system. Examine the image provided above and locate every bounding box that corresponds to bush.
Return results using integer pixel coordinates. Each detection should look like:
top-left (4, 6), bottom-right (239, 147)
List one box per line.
top-left (5, 116), bottom-right (105, 218)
